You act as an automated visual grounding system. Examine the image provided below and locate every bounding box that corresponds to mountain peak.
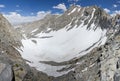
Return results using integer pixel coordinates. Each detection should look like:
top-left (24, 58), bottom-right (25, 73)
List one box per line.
top-left (65, 5), bottom-right (111, 29)
top-left (66, 5), bottom-right (110, 18)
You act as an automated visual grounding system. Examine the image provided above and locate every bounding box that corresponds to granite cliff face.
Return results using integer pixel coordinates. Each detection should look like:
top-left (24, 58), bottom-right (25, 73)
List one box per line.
top-left (1, 5), bottom-right (120, 81)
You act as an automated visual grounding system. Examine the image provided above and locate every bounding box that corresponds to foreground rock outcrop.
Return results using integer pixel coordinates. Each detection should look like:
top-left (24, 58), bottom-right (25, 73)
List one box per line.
top-left (0, 63), bottom-right (14, 81)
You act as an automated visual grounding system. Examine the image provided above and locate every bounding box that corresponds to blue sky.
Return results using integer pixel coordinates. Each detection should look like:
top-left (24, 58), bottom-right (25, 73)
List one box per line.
top-left (0, 0), bottom-right (120, 25)
top-left (0, 0), bottom-right (119, 14)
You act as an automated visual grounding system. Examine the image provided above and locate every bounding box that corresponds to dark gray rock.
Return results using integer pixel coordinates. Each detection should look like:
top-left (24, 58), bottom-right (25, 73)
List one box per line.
top-left (0, 63), bottom-right (14, 81)
top-left (114, 71), bottom-right (120, 81)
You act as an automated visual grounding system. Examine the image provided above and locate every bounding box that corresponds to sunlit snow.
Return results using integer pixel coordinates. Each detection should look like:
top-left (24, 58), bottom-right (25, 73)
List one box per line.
top-left (19, 23), bottom-right (107, 76)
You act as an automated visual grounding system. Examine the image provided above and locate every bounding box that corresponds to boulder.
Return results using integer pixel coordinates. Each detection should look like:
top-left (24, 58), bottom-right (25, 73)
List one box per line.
top-left (0, 63), bottom-right (14, 81)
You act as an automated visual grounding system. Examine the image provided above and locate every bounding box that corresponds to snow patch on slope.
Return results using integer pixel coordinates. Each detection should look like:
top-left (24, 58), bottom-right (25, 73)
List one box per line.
top-left (68, 8), bottom-right (77, 15)
top-left (87, 8), bottom-right (96, 24)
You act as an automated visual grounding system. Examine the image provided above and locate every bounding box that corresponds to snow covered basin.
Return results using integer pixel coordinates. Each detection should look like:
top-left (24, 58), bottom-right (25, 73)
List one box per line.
top-left (20, 24), bottom-right (107, 76)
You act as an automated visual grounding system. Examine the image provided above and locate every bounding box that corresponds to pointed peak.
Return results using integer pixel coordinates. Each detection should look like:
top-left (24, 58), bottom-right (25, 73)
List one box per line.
top-left (68, 5), bottom-right (102, 13)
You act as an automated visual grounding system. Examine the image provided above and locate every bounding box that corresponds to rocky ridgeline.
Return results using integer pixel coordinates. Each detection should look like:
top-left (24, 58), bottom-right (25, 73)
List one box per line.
top-left (18, 5), bottom-right (111, 39)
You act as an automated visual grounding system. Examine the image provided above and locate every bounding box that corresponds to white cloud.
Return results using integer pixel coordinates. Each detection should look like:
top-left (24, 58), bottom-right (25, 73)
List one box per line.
top-left (3, 11), bottom-right (51, 25)
top-left (115, 10), bottom-right (120, 14)
top-left (53, 3), bottom-right (67, 11)
top-left (0, 4), bottom-right (5, 8)
top-left (113, 4), bottom-right (118, 7)
top-left (104, 8), bottom-right (110, 13)
top-left (111, 10), bottom-right (120, 16)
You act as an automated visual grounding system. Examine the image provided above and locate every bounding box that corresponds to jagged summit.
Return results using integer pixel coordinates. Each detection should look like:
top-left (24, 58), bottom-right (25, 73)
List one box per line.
top-left (66, 5), bottom-right (111, 29)
top-left (66, 5), bottom-right (110, 17)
